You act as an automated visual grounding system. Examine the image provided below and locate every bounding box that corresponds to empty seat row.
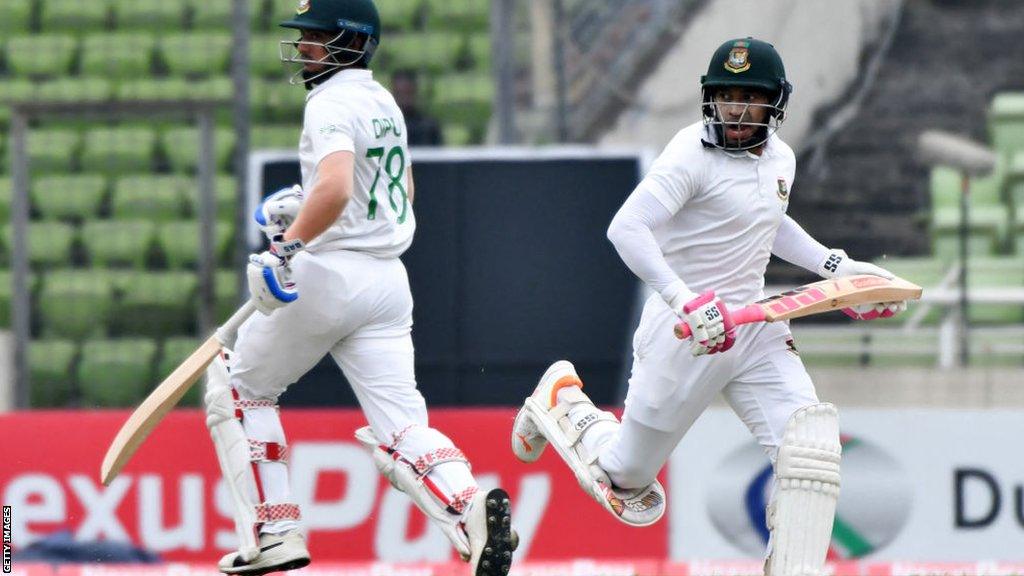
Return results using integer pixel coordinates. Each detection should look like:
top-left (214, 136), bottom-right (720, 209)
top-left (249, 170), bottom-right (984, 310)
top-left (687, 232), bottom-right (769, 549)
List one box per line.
top-left (795, 327), bottom-right (1024, 368)
top-left (13, 125), bottom-right (241, 173)
top-left (1, 0), bottom-right (259, 35)
top-left (0, 174), bottom-right (237, 222)
top-left (0, 220), bottom-right (235, 269)
top-left (30, 336), bottom-right (207, 407)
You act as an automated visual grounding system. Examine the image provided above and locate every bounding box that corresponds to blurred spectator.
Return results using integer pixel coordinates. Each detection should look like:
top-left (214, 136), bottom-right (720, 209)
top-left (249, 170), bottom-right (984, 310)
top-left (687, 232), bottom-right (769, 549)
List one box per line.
top-left (392, 69), bottom-right (443, 147)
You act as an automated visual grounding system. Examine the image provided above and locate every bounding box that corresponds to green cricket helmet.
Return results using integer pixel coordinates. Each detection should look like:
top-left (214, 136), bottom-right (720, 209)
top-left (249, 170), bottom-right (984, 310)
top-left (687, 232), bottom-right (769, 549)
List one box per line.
top-left (279, 0), bottom-right (381, 87)
top-left (700, 37), bottom-right (793, 151)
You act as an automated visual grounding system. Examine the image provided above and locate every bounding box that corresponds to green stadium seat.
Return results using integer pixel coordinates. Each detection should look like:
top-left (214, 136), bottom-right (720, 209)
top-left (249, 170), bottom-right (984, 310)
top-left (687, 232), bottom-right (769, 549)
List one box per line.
top-left (33, 174), bottom-right (108, 221)
top-left (112, 0), bottom-right (187, 31)
top-left (2, 223), bottom-right (77, 268)
top-left (158, 337), bottom-right (203, 405)
top-left (378, 0), bottom-right (422, 31)
top-left (36, 78), bottom-right (114, 103)
top-left (932, 204), bottom-right (1010, 258)
top-left (466, 33), bottom-right (491, 71)
top-left (251, 35), bottom-right (288, 78)
top-left (109, 271), bottom-right (198, 336)
top-left (383, 33), bottom-right (460, 73)
top-left (81, 34), bottom-right (157, 79)
top-left (29, 129), bottom-right (80, 173)
top-left (6, 35), bottom-right (78, 77)
top-left (0, 0), bottom-right (32, 33)
top-left (0, 79), bottom-right (36, 126)
top-left (79, 338), bottom-right (157, 406)
top-left (81, 219), bottom-right (157, 268)
top-left (431, 72), bottom-right (493, 127)
top-left (29, 339), bottom-right (78, 407)
top-left (251, 125), bottom-right (298, 149)
top-left (988, 92), bottom-right (1024, 157)
top-left (193, 77), bottom-right (234, 101)
top-left (967, 256), bottom-right (1024, 324)
top-left (112, 175), bottom-right (189, 221)
top-left (442, 122), bottom-right (471, 146)
top-left (117, 78), bottom-right (192, 101)
top-left (190, 0), bottom-right (230, 28)
top-left (0, 269), bottom-right (12, 328)
top-left (163, 126), bottom-right (236, 173)
top-left (41, 0), bottom-right (111, 32)
top-left (216, 175), bottom-right (238, 217)
top-left (81, 126), bottom-right (157, 174)
top-left (424, 0), bottom-right (489, 31)
top-left (215, 269), bottom-right (241, 322)
top-left (158, 220), bottom-right (234, 268)
top-left (160, 33), bottom-right (232, 78)
top-left (251, 80), bottom-right (307, 122)
top-left (38, 269), bottom-right (114, 338)
top-left (0, 180), bottom-right (11, 223)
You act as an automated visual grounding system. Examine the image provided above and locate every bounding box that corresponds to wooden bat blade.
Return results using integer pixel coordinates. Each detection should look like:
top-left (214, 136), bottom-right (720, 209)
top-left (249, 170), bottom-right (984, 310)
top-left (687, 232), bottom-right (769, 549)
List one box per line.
top-left (674, 275), bottom-right (923, 339)
top-left (99, 336), bottom-right (221, 485)
top-left (756, 274), bottom-right (922, 322)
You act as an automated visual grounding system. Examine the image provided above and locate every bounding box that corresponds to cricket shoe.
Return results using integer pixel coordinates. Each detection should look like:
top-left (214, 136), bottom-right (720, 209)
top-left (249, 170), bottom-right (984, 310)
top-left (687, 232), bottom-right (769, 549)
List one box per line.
top-left (218, 530), bottom-right (310, 575)
top-left (511, 360), bottom-right (582, 462)
top-left (513, 360), bottom-right (666, 527)
top-left (464, 488), bottom-right (518, 576)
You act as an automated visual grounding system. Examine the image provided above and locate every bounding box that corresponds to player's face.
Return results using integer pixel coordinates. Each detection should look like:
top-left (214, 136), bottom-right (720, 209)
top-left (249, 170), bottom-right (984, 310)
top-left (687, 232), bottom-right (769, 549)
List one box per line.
top-left (713, 87), bottom-right (771, 145)
top-left (296, 29), bottom-right (332, 71)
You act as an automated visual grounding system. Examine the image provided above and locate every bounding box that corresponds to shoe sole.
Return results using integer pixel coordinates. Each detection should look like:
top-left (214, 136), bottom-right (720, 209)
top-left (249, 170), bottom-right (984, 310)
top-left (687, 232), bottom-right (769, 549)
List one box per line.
top-left (475, 488), bottom-right (515, 576)
top-left (222, 556), bottom-right (310, 575)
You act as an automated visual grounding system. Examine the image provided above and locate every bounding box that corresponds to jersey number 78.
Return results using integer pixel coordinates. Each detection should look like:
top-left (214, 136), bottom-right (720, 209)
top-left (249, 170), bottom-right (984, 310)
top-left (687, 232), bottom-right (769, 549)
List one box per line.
top-left (365, 146), bottom-right (408, 223)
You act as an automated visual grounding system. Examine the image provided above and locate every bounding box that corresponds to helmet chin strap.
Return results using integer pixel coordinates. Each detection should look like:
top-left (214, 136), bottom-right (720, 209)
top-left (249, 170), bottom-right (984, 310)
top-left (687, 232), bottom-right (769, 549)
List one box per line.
top-left (300, 66), bottom-right (341, 90)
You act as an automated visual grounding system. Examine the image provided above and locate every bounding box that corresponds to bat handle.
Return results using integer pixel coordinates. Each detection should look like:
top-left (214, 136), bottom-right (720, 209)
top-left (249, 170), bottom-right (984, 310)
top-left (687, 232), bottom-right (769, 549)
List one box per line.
top-left (214, 300), bottom-right (257, 348)
top-left (673, 304), bottom-right (767, 340)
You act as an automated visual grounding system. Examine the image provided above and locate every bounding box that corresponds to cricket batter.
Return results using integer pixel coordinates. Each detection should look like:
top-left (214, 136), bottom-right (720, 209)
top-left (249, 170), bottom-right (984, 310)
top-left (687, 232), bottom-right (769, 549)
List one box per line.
top-left (203, 1), bottom-right (516, 574)
top-left (511, 38), bottom-right (907, 573)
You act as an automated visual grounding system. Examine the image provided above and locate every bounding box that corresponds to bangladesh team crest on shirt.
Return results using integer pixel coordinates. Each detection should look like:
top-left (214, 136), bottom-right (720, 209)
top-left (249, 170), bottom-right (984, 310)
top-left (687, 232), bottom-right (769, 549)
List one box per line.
top-left (777, 177), bottom-right (789, 200)
top-left (297, 0), bottom-right (310, 14)
top-left (724, 41), bottom-right (751, 73)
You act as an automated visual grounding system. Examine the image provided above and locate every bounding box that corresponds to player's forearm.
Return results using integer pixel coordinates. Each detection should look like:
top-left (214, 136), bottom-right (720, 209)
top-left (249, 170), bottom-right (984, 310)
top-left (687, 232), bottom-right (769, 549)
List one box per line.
top-left (771, 215), bottom-right (829, 274)
top-left (284, 175), bottom-right (350, 244)
top-left (607, 188), bottom-right (695, 306)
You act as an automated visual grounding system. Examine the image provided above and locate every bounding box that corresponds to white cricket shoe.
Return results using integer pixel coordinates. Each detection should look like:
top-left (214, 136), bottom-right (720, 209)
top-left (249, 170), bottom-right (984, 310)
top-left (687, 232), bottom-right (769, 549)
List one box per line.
top-left (218, 530), bottom-right (310, 575)
top-left (512, 360), bottom-right (666, 527)
top-left (511, 360), bottom-right (582, 462)
top-left (464, 488), bottom-right (517, 576)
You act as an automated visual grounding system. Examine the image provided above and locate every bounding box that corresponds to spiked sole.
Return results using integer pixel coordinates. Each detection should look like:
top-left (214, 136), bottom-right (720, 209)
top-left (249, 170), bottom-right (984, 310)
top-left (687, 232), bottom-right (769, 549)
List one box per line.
top-left (475, 488), bottom-right (515, 576)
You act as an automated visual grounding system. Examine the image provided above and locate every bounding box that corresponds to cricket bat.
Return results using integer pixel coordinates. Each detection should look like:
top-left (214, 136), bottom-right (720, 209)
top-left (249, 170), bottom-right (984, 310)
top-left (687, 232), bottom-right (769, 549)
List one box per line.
top-left (674, 274), bottom-right (923, 339)
top-left (100, 300), bottom-right (257, 485)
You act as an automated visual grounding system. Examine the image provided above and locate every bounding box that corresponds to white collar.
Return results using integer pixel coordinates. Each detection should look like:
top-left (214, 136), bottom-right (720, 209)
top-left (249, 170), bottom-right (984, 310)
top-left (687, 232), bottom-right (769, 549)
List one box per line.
top-left (307, 68), bottom-right (374, 100)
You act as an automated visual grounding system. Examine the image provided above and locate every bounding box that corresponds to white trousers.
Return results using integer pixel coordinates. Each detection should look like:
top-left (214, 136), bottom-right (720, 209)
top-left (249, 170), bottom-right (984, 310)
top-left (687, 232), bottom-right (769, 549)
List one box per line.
top-left (597, 294), bottom-right (819, 489)
top-left (231, 249), bottom-right (426, 444)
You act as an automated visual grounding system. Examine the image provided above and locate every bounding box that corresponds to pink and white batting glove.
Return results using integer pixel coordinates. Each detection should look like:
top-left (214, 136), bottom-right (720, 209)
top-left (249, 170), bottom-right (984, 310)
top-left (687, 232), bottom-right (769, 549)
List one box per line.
top-left (818, 249), bottom-right (908, 321)
top-left (676, 290), bottom-right (736, 356)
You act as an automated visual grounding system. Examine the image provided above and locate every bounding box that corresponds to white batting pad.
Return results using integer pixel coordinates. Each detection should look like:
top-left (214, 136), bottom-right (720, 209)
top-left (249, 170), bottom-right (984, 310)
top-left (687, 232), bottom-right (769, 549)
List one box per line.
top-left (766, 403), bottom-right (842, 576)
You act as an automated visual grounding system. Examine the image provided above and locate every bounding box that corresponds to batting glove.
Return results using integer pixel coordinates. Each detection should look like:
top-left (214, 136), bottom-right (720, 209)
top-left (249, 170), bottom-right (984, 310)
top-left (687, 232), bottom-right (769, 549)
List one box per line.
top-left (247, 251), bottom-right (298, 316)
top-left (255, 185), bottom-right (305, 256)
top-left (818, 249), bottom-right (907, 320)
top-left (674, 290), bottom-right (736, 356)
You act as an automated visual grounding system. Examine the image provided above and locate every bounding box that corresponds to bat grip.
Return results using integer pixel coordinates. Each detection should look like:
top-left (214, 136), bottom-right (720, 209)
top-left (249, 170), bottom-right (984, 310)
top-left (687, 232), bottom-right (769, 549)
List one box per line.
top-left (215, 300), bottom-right (257, 348)
top-left (673, 304), bottom-right (767, 339)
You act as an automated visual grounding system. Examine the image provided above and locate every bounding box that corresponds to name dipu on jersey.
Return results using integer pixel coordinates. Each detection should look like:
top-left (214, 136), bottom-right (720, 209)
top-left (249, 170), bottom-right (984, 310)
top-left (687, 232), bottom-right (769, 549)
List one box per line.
top-left (298, 69), bottom-right (416, 259)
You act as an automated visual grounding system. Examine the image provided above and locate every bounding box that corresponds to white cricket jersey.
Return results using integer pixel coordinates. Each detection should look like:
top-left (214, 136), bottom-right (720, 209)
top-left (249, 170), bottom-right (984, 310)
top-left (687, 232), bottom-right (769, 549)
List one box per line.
top-left (641, 122), bottom-right (795, 306)
top-left (299, 69), bottom-right (415, 258)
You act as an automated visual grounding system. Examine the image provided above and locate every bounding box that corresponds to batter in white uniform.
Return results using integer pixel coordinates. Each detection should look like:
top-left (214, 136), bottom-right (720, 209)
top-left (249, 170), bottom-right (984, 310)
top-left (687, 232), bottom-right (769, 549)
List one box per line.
top-left (511, 38), bottom-right (906, 575)
top-left (204, 1), bottom-right (516, 574)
